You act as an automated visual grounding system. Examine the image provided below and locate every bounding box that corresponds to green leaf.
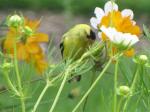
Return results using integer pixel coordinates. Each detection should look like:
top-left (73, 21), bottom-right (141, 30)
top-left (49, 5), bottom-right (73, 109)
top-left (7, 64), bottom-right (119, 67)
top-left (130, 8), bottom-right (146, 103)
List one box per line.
top-left (143, 24), bottom-right (150, 40)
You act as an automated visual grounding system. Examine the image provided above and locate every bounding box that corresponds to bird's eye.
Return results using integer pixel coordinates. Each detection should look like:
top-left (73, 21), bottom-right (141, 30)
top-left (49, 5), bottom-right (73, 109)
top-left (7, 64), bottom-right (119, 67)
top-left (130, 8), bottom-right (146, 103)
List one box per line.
top-left (87, 30), bottom-right (96, 40)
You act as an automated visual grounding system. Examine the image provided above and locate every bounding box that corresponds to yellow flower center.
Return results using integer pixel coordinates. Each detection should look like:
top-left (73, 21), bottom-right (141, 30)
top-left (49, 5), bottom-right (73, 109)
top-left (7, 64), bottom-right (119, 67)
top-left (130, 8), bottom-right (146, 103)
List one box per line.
top-left (99, 11), bottom-right (141, 41)
top-left (98, 11), bottom-right (141, 57)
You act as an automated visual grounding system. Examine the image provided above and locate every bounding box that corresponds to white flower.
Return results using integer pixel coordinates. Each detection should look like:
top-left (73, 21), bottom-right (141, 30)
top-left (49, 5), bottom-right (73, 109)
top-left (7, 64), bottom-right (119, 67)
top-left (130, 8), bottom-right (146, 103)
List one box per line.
top-left (100, 26), bottom-right (139, 47)
top-left (90, 1), bottom-right (134, 29)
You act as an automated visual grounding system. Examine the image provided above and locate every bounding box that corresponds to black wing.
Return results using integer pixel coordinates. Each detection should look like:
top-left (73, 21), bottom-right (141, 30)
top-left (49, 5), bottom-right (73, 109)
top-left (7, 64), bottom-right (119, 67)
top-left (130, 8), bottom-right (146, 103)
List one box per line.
top-left (60, 41), bottom-right (64, 57)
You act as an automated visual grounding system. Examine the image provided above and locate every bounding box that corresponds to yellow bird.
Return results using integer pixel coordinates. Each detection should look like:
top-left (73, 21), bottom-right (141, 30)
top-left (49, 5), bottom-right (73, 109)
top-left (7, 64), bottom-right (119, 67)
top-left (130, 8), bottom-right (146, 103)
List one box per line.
top-left (60, 24), bottom-right (96, 61)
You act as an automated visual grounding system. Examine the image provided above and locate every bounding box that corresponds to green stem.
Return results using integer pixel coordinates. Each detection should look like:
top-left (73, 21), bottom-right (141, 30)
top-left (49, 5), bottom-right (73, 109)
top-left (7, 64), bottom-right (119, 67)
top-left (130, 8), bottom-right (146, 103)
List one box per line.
top-left (20, 97), bottom-right (25, 112)
top-left (113, 60), bottom-right (119, 112)
top-left (122, 65), bottom-right (139, 112)
top-left (72, 59), bottom-right (112, 112)
top-left (14, 32), bottom-right (25, 112)
top-left (82, 71), bottom-right (96, 112)
top-left (32, 83), bottom-right (49, 112)
top-left (14, 44), bottom-right (22, 92)
top-left (3, 71), bottom-right (19, 96)
top-left (117, 97), bottom-right (124, 112)
top-left (32, 75), bottom-right (61, 112)
top-left (49, 71), bottom-right (69, 112)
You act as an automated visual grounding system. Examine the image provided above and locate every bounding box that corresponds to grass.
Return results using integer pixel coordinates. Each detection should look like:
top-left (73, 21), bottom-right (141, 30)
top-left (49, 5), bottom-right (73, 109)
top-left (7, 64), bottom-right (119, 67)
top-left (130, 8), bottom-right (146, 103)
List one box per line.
top-left (0, 34), bottom-right (150, 112)
top-left (0, 52), bottom-right (150, 112)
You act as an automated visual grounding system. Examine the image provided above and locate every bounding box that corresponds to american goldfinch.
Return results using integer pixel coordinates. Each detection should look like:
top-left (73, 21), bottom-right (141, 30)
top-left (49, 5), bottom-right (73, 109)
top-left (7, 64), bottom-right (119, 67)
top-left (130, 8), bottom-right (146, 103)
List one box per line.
top-left (60, 24), bottom-right (96, 61)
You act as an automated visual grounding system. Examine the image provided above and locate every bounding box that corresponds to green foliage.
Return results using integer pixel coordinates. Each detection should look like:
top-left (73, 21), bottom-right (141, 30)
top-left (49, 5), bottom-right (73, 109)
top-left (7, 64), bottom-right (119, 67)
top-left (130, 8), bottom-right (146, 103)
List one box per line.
top-left (1, 55), bottom-right (150, 112)
top-left (143, 25), bottom-right (150, 40)
top-left (0, 0), bottom-right (150, 16)
top-left (0, 3), bottom-right (150, 112)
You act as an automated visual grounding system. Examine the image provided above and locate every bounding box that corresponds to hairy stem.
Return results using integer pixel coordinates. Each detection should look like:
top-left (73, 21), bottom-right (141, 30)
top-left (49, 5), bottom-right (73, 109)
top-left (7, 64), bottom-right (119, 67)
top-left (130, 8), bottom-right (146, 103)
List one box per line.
top-left (32, 83), bottom-right (49, 112)
top-left (72, 59), bottom-right (112, 112)
top-left (49, 71), bottom-right (69, 112)
top-left (113, 60), bottom-right (119, 112)
top-left (117, 97), bottom-right (124, 112)
top-left (82, 71), bottom-right (96, 112)
top-left (122, 65), bottom-right (139, 112)
top-left (3, 71), bottom-right (19, 96)
top-left (14, 30), bottom-right (25, 112)
top-left (32, 75), bottom-right (61, 112)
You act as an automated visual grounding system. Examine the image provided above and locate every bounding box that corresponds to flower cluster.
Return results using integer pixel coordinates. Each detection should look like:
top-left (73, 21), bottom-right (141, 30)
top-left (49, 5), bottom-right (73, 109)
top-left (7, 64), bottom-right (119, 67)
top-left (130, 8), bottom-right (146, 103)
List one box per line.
top-left (90, 1), bottom-right (141, 57)
top-left (3, 15), bottom-right (49, 73)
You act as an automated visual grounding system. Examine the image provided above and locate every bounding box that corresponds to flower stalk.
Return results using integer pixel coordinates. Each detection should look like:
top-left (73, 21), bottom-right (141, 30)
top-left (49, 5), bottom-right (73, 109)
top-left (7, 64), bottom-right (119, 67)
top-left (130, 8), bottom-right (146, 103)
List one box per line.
top-left (113, 59), bottom-right (119, 112)
top-left (122, 65), bottom-right (140, 112)
top-left (49, 71), bottom-right (69, 112)
top-left (13, 28), bottom-right (25, 112)
top-left (32, 75), bottom-right (61, 112)
top-left (32, 82), bottom-right (49, 112)
top-left (72, 59), bottom-right (112, 112)
top-left (3, 71), bottom-right (19, 96)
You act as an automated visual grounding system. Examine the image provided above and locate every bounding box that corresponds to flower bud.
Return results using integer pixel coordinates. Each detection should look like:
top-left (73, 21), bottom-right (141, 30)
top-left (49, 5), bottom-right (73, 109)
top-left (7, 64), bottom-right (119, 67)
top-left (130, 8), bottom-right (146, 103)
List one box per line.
top-left (23, 26), bottom-right (33, 36)
top-left (117, 86), bottom-right (131, 97)
top-left (139, 55), bottom-right (148, 65)
top-left (7, 14), bottom-right (23, 28)
top-left (133, 54), bottom-right (149, 66)
top-left (0, 62), bottom-right (13, 72)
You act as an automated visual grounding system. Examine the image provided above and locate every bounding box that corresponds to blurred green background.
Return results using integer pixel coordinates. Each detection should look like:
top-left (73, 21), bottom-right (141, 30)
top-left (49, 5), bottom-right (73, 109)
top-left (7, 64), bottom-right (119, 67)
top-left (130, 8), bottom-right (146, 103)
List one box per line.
top-left (0, 0), bottom-right (150, 112)
top-left (0, 0), bottom-right (150, 16)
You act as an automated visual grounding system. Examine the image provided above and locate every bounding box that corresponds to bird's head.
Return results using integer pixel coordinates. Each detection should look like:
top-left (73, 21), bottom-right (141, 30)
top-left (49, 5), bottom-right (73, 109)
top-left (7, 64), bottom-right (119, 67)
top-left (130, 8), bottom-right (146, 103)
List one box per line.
top-left (74, 24), bottom-right (96, 40)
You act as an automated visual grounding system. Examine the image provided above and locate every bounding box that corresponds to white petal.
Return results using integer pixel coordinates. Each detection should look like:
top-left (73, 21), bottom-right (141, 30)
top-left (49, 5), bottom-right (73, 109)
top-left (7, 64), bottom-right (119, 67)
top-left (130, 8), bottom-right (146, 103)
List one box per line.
top-left (100, 26), bottom-right (139, 46)
top-left (113, 32), bottom-right (124, 44)
top-left (122, 34), bottom-right (139, 46)
top-left (121, 9), bottom-right (134, 19)
top-left (104, 1), bottom-right (118, 15)
top-left (90, 17), bottom-right (99, 29)
top-left (132, 20), bottom-right (136, 25)
top-left (100, 26), bottom-right (113, 40)
top-left (98, 32), bottom-right (102, 38)
top-left (94, 7), bottom-right (105, 19)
